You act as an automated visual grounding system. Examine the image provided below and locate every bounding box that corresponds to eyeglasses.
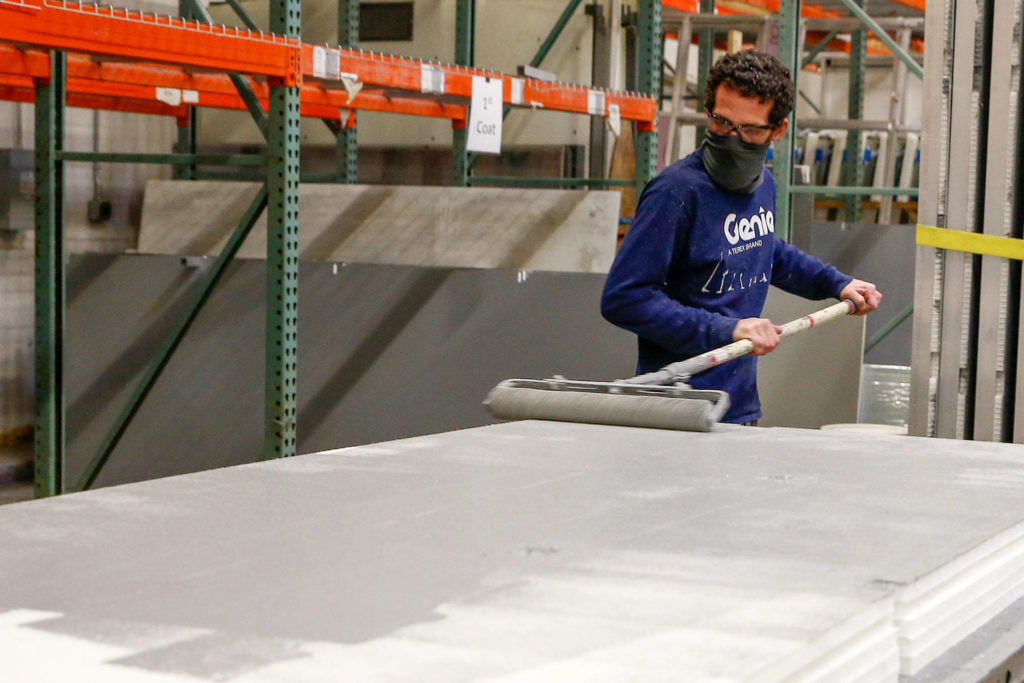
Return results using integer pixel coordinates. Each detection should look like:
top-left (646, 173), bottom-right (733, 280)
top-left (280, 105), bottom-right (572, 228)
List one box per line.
top-left (705, 111), bottom-right (777, 144)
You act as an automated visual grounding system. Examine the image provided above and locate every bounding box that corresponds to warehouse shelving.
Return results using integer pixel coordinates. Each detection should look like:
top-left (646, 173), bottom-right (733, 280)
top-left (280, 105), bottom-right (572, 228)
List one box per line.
top-left (0, 45), bottom-right (469, 122)
top-left (9, 0), bottom-right (659, 496)
top-left (661, 0), bottom-right (923, 235)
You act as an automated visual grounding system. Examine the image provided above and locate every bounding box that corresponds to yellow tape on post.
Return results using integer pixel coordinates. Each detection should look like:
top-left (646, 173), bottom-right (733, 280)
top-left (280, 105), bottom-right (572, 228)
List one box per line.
top-left (917, 224), bottom-right (1024, 261)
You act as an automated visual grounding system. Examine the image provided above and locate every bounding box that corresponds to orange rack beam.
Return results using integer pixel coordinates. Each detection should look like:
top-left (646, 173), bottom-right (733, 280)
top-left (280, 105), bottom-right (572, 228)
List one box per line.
top-left (662, 0), bottom-right (923, 58)
top-left (0, 0), bottom-right (657, 130)
top-left (0, 45), bottom-right (467, 124)
top-left (301, 46), bottom-right (657, 130)
top-left (0, 0), bottom-right (298, 80)
top-left (0, 76), bottom-right (185, 117)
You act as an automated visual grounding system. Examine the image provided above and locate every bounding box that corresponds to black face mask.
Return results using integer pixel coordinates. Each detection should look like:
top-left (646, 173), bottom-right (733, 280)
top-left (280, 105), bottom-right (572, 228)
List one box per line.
top-left (701, 130), bottom-right (772, 194)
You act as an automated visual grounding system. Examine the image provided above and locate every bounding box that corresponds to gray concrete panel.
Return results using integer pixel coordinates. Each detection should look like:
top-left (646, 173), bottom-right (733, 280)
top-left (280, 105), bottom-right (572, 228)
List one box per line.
top-left (2, 422), bottom-right (1024, 679)
top-left (138, 182), bottom-right (621, 274)
top-left (66, 255), bottom-right (862, 487)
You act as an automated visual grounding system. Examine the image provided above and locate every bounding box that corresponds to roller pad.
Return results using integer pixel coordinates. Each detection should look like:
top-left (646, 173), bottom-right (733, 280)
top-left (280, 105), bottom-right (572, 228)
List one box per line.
top-left (485, 386), bottom-right (720, 433)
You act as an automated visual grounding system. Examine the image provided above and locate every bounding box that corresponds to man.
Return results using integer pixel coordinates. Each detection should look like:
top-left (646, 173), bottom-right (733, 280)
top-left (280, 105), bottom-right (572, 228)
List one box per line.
top-left (601, 50), bottom-right (881, 425)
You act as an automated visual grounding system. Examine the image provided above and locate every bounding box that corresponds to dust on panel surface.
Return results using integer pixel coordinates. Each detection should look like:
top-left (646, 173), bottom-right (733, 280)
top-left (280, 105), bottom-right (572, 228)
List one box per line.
top-left (2, 421), bottom-right (1024, 680)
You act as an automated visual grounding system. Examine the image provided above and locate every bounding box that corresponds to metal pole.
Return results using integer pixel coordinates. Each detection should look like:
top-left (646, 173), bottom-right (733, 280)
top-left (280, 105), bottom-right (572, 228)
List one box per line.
top-left (695, 0), bottom-right (714, 143)
top-left (265, 0), bottom-right (301, 459)
top-left (775, 0), bottom-right (801, 242)
top-left (634, 0), bottom-right (660, 193)
top-left (833, 0), bottom-right (923, 79)
top-left (337, 0), bottom-right (358, 183)
top-left (468, 176), bottom-right (633, 188)
top-left (172, 109), bottom-right (198, 180)
top-left (588, 1), bottom-right (609, 180)
top-left (844, 3), bottom-right (866, 222)
top-left (878, 28), bottom-right (911, 224)
top-left (174, 0), bottom-right (197, 181)
top-left (33, 50), bottom-right (66, 498)
top-left (665, 15), bottom-right (692, 166)
top-left (59, 152), bottom-right (265, 166)
top-left (453, 0), bottom-right (474, 186)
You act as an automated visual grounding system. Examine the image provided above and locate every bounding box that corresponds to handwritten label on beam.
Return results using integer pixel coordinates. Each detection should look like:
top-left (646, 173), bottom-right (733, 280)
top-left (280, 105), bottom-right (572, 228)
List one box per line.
top-left (467, 76), bottom-right (503, 155)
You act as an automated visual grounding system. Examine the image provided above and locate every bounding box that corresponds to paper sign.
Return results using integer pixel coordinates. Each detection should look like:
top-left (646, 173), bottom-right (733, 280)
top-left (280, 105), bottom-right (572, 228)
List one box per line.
top-left (313, 47), bottom-right (341, 80)
top-left (182, 90), bottom-right (199, 105)
top-left (421, 64), bottom-right (445, 94)
top-left (313, 47), bottom-right (327, 78)
top-left (587, 89), bottom-right (605, 116)
top-left (510, 77), bottom-right (525, 105)
top-left (325, 49), bottom-right (341, 79)
top-left (466, 76), bottom-right (503, 155)
top-left (607, 103), bottom-right (621, 137)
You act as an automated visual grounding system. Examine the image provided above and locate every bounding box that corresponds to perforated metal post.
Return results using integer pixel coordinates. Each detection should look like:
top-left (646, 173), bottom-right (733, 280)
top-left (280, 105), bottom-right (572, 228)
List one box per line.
top-left (634, 0), bottom-right (659, 193)
top-left (337, 0), bottom-right (358, 183)
top-left (265, 0), bottom-right (301, 459)
top-left (692, 0), bottom-right (715, 144)
top-left (33, 51), bottom-right (66, 497)
top-left (173, 0), bottom-right (197, 181)
top-left (844, 1), bottom-right (866, 221)
top-left (172, 108), bottom-right (197, 180)
top-left (453, 0), bottom-right (474, 186)
top-left (775, 0), bottom-right (801, 242)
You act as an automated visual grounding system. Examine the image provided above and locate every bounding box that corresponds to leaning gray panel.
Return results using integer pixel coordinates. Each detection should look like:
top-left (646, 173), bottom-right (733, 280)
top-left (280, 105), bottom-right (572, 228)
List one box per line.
top-left (138, 181), bottom-right (620, 273)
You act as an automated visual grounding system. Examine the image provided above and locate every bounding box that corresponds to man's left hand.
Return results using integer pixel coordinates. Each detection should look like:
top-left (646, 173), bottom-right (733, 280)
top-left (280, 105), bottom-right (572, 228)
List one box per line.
top-left (840, 279), bottom-right (882, 315)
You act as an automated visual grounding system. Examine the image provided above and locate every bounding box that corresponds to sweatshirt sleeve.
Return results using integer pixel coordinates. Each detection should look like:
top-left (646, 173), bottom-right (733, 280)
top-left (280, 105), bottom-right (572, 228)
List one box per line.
top-left (770, 239), bottom-right (852, 300)
top-left (601, 176), bottom-right (738, 356)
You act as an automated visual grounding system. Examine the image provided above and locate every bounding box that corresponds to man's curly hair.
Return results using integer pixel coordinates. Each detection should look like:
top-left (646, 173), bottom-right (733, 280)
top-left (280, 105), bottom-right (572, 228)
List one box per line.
top-left (704, 50), bottom-right (794, 126)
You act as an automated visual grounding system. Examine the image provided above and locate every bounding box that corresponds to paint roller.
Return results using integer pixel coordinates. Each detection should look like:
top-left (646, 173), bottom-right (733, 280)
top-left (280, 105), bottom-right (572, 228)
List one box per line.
top-left (485, 299), bottom-right (857, 432)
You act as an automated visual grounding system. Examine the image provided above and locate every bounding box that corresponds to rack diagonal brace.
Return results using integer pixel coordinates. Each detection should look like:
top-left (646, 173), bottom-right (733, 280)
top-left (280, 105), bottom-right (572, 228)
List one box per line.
top-left (180, 0), bottom-right (268, 138)
top-left (76, 185), bottom-right (269, 490)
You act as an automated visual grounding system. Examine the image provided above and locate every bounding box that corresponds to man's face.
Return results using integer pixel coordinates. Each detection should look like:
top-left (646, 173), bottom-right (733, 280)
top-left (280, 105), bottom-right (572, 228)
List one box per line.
top-left (709, 84), bottom-right (789, 144)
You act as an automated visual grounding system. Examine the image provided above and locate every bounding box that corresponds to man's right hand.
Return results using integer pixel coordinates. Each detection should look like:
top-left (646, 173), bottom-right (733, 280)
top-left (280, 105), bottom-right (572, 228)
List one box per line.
top-left (733, 317), bottom-right (783, 356)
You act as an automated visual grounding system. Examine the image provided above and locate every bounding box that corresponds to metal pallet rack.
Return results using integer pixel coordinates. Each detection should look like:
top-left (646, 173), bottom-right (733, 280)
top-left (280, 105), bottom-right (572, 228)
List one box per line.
top-left (661, 0), bottom-right (923, 239)
top-left (5, 0), bottom-right (657, 496)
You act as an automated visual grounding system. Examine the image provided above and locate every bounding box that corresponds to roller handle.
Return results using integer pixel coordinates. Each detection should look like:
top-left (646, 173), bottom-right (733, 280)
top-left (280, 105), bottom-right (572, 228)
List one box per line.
top-left (628, 299), bottom-right (857, 386)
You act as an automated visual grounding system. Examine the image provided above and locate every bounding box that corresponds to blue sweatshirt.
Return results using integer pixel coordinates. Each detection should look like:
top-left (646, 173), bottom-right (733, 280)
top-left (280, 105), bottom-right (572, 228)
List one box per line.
top-left (601, 149), bottom-right (852, 424)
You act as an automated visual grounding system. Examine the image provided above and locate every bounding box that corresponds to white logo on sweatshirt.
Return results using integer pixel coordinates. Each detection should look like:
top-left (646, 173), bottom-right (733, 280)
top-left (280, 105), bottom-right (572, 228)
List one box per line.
top-left (724, 206), bottom-right (774, 245)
